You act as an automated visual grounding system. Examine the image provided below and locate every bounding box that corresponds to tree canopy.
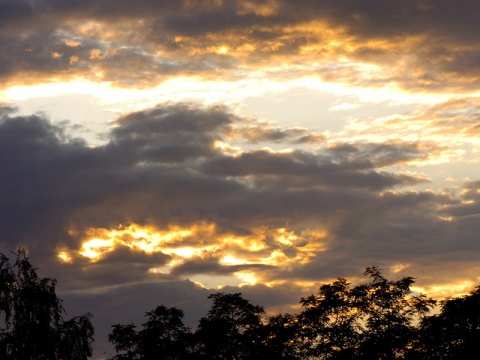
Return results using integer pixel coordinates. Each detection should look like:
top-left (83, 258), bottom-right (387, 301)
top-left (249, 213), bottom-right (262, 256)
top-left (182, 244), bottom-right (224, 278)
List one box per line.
top-left (0, 249), bottom-right (94, 360)
top-left (3, 249), bottom-right (480, 359)
top-left (106, 267), bottom-right (480, 360)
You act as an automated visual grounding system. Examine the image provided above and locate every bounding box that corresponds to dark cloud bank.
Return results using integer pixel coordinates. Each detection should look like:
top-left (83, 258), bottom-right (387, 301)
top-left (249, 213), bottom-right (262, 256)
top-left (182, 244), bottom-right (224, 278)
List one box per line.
top-left (1, 0), bottom-right (480, 88)
top-left (2, 1), bottom-right (480, 357)
top-left (1, 102), bottom-right (479, 356)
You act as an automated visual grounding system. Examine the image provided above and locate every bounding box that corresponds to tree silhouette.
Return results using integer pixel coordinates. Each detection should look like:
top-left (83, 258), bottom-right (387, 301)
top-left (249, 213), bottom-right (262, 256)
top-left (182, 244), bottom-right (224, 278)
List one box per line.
top-left (14, 249), bottom-right (480, 359)
top-left (295, 266), bottom-right (436, 359)
top-left (108, 323), bottom-right (139, 360)
top-left (298, 277), bottom-right (360, 359)
top-left (193, 292), bottom-right (265, 360)
top-left (354, 267), bottom-right (435, 359)
top-left (0, 249), bottom-right (94, 360)
top-left (414, 286), bottom-right (480, 359)
top-left (107, 267), bottom-right (480, 359)
top-left (108, 305), bottom-right (191, 360)
top-left (258, 313), bottom-right (302, 359)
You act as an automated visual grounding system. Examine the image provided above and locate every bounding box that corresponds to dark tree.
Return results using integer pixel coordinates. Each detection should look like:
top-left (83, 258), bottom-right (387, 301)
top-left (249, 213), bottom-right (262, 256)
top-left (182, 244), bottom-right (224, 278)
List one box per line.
top-left (58, 314), bottom-right (95, 360)
top-left (259, 313), bottom-right (302, 359)
top-left (138, 306), bottom-right (191, 360)
top-left (298, 267), bottom-right (436, 359)
top-left (193, 292), bottom-right (265, 360)
top-left (354, 267), bottom-right (435, 359)
top-left (107, 268), bottom-right (480, 359)
top-left (0, 249), bottom-right (94, 360)
top-left (108, 305), bottom-right (191, 360)
top-left (108, 324), bottom-right (139, 360)
top-left (414, 286), bottom-right (480, 359)
top-left (299, 277), bottom-right (360, 359)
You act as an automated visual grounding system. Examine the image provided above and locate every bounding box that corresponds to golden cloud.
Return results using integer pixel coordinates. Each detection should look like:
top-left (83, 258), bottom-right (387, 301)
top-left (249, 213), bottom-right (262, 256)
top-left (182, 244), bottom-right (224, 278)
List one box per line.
top-left (59, 222), bottom-right (329, 288)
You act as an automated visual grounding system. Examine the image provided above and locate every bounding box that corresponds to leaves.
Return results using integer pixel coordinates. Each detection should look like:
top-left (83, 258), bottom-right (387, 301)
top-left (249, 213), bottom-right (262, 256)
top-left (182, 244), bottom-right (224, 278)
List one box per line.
top-left (0, 249), bottom-right (94, 360)
top-left (108, 306), bottom-right (191, 360)
top-left (414, 286), bottom-right (480, 359)
top-left (101, 267), bottom-right (480, 359)
top-left (194, 293), bottom-right (265, 360)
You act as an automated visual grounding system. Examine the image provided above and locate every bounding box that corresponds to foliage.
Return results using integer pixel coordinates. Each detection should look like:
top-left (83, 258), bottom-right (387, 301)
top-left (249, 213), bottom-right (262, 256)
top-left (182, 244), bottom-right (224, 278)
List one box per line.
top-left (108, 305), bottom-right (191, 360)
top-left (105, 267), bottom-right (480, 360)
top-left (193, 292), bottom-right (265, 360)
top-left (259, 313), bottom-right (302, 359)
top-left (6, 247), bottom-right (480, 359)
top-left (413, 286), bottom-right (480, 359)
top-left (0, 248), bottom-right (94, 360)
top-left (294, 266), bottom-right (438, 359)
top-left (108, 323), bottom-right (139, 360)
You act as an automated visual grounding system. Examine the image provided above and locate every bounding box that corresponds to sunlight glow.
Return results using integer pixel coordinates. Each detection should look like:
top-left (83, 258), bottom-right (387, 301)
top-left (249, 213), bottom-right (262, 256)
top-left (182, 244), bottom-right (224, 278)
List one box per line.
top-left (236, 270), bottom-right (260, 286)
top-left (412, 280), bottom-right (475, 298)
top-left (162, 246), bottom-right (219, 259)
top-left (213, 141), bottom-right (241, 155)
top-left (1, 65), bottom-right (453, 118)
top-left (79, 238), bottom-right (114, 259)
top-left (222, 236), bottom-right (266, 251)
top-left (59, 223), bottom-right (329, 288)
top-left (276, 228), bottom-right (299, 246)
top-left (65, 40), bottom-right (81, 47)
top-left (57, 251), bottom-right (72, 263)
top-left (73, 223), bottom-right (216, 261)
top-left (220, 254), bottom-right (251, 266)
top-left (390, 263), bottom-right (410, 274)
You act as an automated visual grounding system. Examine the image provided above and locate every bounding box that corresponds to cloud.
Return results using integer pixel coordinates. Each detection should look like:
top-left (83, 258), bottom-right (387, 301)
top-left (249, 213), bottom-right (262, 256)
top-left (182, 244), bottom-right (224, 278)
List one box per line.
top-left (236, 122), bottom-right (314, 144)
top-left (0, 102), bottom-right (470, 274)
top-left (200, 147), bottom-right (428, 191)
top-left (0, 104), bottom-right (425, 254)
top-left (329, 102), bottom-right (361, 111)
top-left (170, 255), bottom-right (272, 277)
top-left (1, 101), bottom-right (480, 357)
top-left (108, 102), bottom-right (234, 163)
top-left (2, 2), bottom-right (480, 358)
top-left (1, 0), bottom-right (480, 89)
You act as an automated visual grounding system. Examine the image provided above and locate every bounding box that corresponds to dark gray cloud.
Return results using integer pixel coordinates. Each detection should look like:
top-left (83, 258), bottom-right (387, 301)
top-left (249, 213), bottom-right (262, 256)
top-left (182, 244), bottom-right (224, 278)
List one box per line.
top-left (2, 2), bottom-right (480, 358)
top-left (0, 102), bottom-right (427, 251)
top-left (108, 103), bottom-right (233, 163)
top-left (170, 256), bottom-right (271, 277)
top-left (327, 142), bottom-right (435, 167)
top-left (200, 147), bottom-right (429, 190)
top-left (1, 0), bottom-right (480, 88)
top-left (0, 103), bottom-right (460, 249)
top-left (0, 102), bottom-right (466, 244)
top-left (442, 180), bottom-right (480, 219)
top-left (238, 124), bottom-right (311, 144)
top-left (1, 102), bottom-right (480, 358)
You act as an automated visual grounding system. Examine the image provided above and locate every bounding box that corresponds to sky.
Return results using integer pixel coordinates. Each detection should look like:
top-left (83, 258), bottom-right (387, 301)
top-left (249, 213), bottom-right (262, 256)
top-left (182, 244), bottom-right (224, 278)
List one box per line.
top-left (1, 0), bottom-right (480, 357)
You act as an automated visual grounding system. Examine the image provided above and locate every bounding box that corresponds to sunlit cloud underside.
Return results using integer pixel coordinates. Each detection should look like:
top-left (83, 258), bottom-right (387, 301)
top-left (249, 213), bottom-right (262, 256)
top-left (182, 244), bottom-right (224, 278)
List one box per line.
top-left (59, 223), bottom-right (328, 288)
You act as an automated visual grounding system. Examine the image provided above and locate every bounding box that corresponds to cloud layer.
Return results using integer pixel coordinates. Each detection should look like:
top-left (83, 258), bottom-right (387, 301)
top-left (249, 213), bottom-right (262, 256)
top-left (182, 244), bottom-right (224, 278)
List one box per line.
top-left (2, 1), bottom-right (480, 358)
top-left (1, 103), bottom-right (478, 290)
top-left (1, 102), bottom-right (479, 357)
top-left (1, 0), bottom-right (480, 90)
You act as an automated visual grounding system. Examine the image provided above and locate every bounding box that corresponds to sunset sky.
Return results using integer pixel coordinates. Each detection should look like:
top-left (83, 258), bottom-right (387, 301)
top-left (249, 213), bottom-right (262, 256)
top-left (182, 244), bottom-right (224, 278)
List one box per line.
top-left (1, 0), bottom-right (480, 357)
